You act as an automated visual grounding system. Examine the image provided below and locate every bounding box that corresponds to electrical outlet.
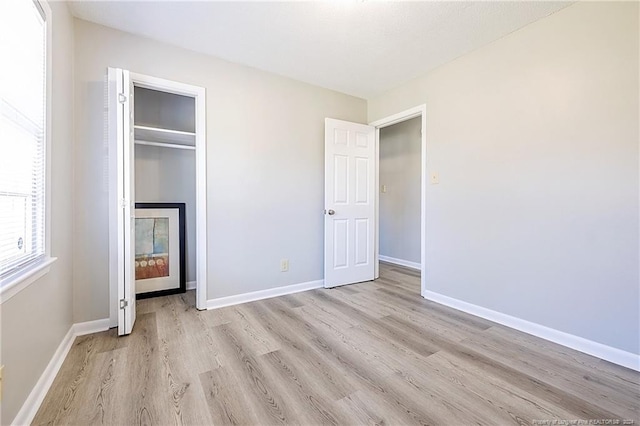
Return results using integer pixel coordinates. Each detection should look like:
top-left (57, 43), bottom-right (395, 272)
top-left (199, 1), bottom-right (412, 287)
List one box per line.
top-left (0, 365), bottom-right (4, 402)
top-left (280, 259), bottom-right (289, 272)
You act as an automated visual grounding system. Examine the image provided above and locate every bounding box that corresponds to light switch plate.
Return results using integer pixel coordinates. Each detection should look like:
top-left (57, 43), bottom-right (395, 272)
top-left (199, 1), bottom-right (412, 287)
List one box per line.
top-left (381, 185), bottom-right (387, 193)
top-left (430, 172), bottom-right (440, 184)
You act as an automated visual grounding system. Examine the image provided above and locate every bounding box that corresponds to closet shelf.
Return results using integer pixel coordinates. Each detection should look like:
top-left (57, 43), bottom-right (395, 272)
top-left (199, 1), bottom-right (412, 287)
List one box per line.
top-left (135, 140), bottom-right (196, 150)
top-left (134, 125), bottom-right (195, 146)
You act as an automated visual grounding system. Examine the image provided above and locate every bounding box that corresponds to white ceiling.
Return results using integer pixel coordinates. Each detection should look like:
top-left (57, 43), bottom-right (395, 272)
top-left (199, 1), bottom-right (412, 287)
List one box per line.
top-left (68, 1), bottom-right (571, 99)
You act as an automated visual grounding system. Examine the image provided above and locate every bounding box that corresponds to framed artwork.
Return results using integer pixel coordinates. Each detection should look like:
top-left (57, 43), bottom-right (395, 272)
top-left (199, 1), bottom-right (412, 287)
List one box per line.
top-left (134, 202), bottom-right (186, 299)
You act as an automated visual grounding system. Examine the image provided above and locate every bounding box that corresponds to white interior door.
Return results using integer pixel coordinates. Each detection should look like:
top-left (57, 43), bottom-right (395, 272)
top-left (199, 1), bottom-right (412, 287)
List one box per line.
top-left (108, 67), bottom-right (136, 335)
top-left (324, 118), bottom-right (376, 288)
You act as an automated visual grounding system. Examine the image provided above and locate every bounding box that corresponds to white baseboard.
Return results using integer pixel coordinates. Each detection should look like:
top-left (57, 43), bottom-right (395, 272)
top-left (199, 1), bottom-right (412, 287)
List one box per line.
top-left (11, 327), bottom-right (75, 426)
top-left (186, 281), bottom-right (196, 290)
top-left (11, 318), bottom-right (110, 426)
top-left (422, 289), bottom-right (640, 372)
top-left (73, 318), bottom-right (111, 336)
top-left (379, 255), bottom-right (421, 271)
top-left (207, 279), bottom-right (324, 310)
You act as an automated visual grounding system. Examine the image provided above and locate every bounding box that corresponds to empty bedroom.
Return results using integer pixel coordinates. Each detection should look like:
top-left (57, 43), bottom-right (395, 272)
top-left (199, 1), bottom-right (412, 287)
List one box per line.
top-left (0, 0), bottom-right (638, 425)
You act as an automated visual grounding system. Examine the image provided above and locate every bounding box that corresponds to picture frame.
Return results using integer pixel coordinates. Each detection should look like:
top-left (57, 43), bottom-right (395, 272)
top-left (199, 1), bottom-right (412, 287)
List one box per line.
top-left (134, 202), bottom-right (186, 299)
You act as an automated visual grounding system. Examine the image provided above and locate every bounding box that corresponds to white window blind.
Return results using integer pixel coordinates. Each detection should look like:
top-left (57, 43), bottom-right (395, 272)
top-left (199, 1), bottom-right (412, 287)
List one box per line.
top-left (0, 0), bottom-right (47, 281)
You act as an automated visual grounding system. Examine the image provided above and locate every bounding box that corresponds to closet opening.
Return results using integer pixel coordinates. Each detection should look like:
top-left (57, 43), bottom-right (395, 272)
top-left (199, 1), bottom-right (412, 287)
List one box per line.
top-left (133, 87), bottom-right (196, 300)
top-left (108, 70), bottom-right (207, 334)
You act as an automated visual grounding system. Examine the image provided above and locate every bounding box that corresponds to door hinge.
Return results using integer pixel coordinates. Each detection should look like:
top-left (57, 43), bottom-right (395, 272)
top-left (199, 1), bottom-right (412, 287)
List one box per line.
top-left (120, 199), bottom-right (128, 209)
top-left (118, 93), bottom-right (127, 104)
top-left (119, 299), bottom-right (128, 309)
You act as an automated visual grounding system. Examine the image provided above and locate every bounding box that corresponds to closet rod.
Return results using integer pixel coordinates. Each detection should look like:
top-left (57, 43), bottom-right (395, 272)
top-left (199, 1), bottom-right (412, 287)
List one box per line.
top-left (135, 140), bottom-right (196, 151)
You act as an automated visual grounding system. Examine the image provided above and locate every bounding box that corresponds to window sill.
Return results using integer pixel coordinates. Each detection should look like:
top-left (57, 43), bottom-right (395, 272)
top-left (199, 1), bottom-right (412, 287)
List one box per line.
top-left (0, 257), bottom-right (58, 304)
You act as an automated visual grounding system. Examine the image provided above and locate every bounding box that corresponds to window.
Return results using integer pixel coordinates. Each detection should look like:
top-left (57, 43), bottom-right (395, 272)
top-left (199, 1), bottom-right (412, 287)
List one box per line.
top-left (0, 0), bottom-right (48, 286)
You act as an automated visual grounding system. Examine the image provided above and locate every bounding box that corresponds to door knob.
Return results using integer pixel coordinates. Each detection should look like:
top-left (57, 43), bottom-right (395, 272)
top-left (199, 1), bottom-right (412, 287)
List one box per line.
top-left (327, 209), bottom-right (335, 215)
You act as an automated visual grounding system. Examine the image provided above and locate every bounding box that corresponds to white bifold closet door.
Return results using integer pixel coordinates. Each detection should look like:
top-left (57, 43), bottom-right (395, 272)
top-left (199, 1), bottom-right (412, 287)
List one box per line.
top-left (108, 67), bottom-right (136, 336)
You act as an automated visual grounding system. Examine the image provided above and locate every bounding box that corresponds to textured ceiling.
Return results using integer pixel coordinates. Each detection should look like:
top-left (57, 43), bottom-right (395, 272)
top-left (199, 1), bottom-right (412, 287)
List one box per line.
top-left (68, 1), bottom-right (571, 99)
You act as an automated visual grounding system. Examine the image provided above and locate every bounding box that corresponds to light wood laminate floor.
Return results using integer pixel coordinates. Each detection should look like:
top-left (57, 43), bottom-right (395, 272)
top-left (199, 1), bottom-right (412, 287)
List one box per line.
top-left (34, 263), bottom-right (639, 425)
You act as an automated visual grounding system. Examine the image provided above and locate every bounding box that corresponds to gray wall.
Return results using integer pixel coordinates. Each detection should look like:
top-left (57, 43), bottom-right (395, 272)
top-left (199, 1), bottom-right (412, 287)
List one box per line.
top-left (369, 1), bottom-right (639, 354)
top-left (379, 117), bottom-right (421, 264)
top-left (73, 18), bottom-right (367, 322)
top-left (0, 2), bottom-right (75, 423)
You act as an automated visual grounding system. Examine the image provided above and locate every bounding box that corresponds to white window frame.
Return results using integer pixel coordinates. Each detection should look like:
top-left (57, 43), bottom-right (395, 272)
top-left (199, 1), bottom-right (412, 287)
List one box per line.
top-left (0, 0), bottom-right (57, 304)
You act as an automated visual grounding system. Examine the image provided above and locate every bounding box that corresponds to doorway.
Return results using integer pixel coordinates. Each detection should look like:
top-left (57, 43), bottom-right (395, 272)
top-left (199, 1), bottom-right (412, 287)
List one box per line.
top-left (322, 105), bottom-right (426, 295)
top-left (378, 117), bottom-right (422, 271)
top-left (371, 105), bottom-right (427, 296)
